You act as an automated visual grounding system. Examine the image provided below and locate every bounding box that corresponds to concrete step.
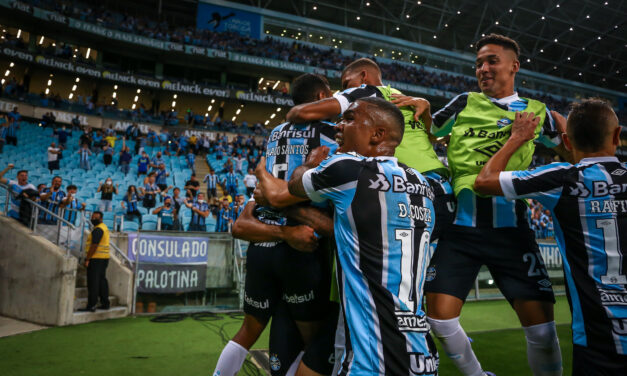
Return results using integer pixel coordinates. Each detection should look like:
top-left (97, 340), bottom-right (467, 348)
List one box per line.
top-left (71, 306), bottom-right (128, 325)
top-left (73, 296), bottom-right (119, 311)
top-left (76, 273), bottom-right (87, 288)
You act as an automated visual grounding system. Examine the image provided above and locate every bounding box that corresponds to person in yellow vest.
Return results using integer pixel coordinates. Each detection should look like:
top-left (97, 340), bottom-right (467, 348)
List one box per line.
top-left (79, 211), bottom-right (110, 312)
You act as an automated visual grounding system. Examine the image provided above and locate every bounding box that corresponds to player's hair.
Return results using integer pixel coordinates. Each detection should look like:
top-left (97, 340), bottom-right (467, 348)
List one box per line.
top-left (291, 74), bottom-right (331, 105)
top-left (476, 33), bottom-right (520, 58)
top-left (567, 98), bottom-right (618, 152)
top-left (92, 210), bottom-right (103, 219)
top-left (356, 97), bottom-right (404, 142)
top-left (17, 169), bottom-right (27, 175)
top-left (67, 184), bottom-right (77, 190)
top-left (342, 58), bottom-right (381, 77)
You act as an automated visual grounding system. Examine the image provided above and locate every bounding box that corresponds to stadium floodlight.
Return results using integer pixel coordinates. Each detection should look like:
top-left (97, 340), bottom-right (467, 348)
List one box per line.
top-left (86, 48), bottom-right (91, 59)
top-left (173, 94), bottom-right (178, 99)
top-left (171, 101), bottom-right (176, 107)
top-left (75, 77), bottom-right (80, 83)
top-left (396, 26), bottom-right (400, 31)
top-left (1, 79), bottom-right (4, 85)
top-left (270, 113), bottom-right (276, 119)
top-left (205, 112), bottom-right (208, 117)
top-left (112, 92), bottom-right (117, 98)
top-left (265, 120), bottom-right (270, 125)
top-left (114, 85), bottom-right (118, 90)
top-left (276, 107), bottom-right (281, 112)
top-left (236, 109), bottom-right (241, 115)
top-left (272, 81), bottom-right (280, 89)
top-left (137, 89), bottom-right (141, 94)
top-left (232, 116), bottom-right (236, 121)
top-left (68, 93), bottom-right (74, 99)
top-left (72, 85), bottom-right (77, 91)
top-left (258, 77), bottom-right (264, 84)
top-left (45, 88), bottom-right (50, 95)
top-left (488, 279), bottom-right (494, 285)
top-left (47, 79), bottom-right (52, 86)
top-left (207, 105), bottom-right (212, 111)
top-left (134, 96), bottom-right (139, 102)
top-left (313, 5), bottom-right (317, 10)
top-left (4, 70), bottom-right (9, 77)
top-left (39, 36), bottom-right (44, 44)
top-left (356, 16), bottom-right (360, 20)
top-left (509, 9), bottom-right (513, 13)
top-left (16, 29), bottom-right (21, 38)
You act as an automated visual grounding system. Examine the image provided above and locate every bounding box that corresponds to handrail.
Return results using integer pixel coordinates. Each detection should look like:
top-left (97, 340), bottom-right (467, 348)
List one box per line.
top-left (0, 182), bottom-right (76, 228)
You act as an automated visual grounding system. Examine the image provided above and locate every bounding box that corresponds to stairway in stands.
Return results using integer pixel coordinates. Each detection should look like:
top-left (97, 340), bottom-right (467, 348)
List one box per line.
top-left (72, 265), bottom-right (128, 324)
top-left (195, 155), bottom-right (225, 199)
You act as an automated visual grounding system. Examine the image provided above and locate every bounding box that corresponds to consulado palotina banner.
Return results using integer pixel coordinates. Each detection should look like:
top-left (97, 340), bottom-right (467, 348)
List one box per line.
top-left (128, 233), bottom-right (208, 293)
top-left (196, 2), bottom-right (262, 39)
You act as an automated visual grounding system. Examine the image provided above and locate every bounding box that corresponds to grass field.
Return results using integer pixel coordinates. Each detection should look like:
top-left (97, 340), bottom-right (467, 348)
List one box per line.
top-left (0, 296), bottom-right (573, 376)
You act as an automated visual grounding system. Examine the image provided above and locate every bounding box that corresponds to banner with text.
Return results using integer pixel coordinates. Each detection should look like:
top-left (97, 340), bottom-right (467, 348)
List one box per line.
top-left (196, 2), bottom-right (262, 38)
top-left (128, 233), bottom-right (209, 264)
top-left (136, 263), bottom-right (207, 293)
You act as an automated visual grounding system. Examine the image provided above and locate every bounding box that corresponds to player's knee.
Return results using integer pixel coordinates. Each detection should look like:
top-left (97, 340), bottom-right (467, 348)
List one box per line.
top-left (427, 316), bottom-right (463, 338)
top-left (523, 321), bottom-right (559, 347)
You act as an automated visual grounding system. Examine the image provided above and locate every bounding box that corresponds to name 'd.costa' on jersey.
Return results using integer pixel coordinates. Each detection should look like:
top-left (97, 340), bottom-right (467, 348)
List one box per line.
top-left (269, 128), bottom-right (317, 142)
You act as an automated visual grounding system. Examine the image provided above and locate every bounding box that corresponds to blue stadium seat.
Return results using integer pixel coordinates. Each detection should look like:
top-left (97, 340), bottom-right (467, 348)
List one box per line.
top-left (122, 221), bottom-right (139, 232)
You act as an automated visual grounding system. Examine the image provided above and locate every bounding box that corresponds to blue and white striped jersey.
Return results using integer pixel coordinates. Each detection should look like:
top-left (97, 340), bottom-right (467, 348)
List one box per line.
top-left (500, 156), bottom-right (627, 355)
top-left (255, 120), bottom-right (338, 228)
top-left (40, 188), bottom-right (66, 222)
top-left (302, 153), bottom-right (437, 376)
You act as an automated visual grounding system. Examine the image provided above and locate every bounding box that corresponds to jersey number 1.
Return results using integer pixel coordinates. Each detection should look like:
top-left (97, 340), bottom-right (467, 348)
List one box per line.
top-left (597, 218), bottom-right (627, 285)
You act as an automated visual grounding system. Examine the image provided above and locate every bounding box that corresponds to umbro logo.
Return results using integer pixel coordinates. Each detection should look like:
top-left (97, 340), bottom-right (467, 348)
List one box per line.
top-left (368, 173), bottom-right (391, 191)
top-left (538, 279), bottom-right (552, 288)
top-left (611, 169), bottom-right (626, 176)
top-left (568, 182), bottom-right (590, 198)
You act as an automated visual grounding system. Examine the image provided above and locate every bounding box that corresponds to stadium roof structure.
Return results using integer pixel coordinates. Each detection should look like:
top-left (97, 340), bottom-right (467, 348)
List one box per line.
top-left (231, 0), bottom-right (626, 93)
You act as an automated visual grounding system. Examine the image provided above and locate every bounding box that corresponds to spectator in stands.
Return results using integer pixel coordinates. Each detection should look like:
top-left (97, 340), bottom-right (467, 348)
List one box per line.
top-left (150, 151), bottom-right (165, 169)
top-left (60, 184), bottom-right (86, 224)
top-left (41, 112), bottom-right (56, 128)
top-left (234, 153), bottom-right (244, 175)
top-left (231, 195), bottom-right (244, 221)
top-left (101, 143), bottom-right (113, 166)
top-left (97, 178), bottom-right (118, 212)
top-left (54, 125), bottom-right (71, 148)
top-left (214, 198), bottom-right (232, 232)
top-left (119, 141), bottom-right (132, 175)
top-left (39, 176), bottom-right (65, 224)
top-left (184, 173), bottom-right (200, 198)
top-left (137, 150), bottom-right (150, 177)
top-left (121, 185), bottom-right (143, 225)
top-left (47, 141), bottom-right (62, 174)
top-left (222, 157), bottom-right (233, 173)
top-left (243, 168), bottom-right (256, 197)
top-left (79, 128), bottom-right (92, 148)
top-left (185, 192), bottom-right (209, 231)
top-left (4, 117), bottom-right (18, 146)
top-left (0, 114), bottom-right (7, 153)
top-left (171, 187), bottom-right (184, 212)
top-left (78, 143), bottom-right (92, 170)
top-left (80, 211), bottom-right (110, 312)
top-left (141, 172), bottom-right (160, 209)
top-left (71, 115), bottom-right (81, 129)
top-left (204, 169), bottom-right (218, 198)
top-left (0, 164), bottom-right (36, 221)
top-left (153, 196), bottom-right (176, 231)
top-left (105, 132), bottom-right (117, 148)
top-left (155, 163), bottom-right (170, 194)
top-left (223, 167), bottom-right (238, 198)
top-left (186, 148), bottom-right (196, 172)
top-left (8, 106), bottom-right (20, 123)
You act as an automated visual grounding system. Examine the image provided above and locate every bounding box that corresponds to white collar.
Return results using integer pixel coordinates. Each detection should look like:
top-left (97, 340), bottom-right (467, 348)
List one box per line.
top-left (486, 92), bottom-right (520, 106)
top-left (579, 156), bottom-right (620, 164)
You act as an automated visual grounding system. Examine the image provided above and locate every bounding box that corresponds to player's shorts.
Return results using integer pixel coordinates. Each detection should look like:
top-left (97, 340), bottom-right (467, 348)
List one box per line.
top-left (268, 301), bottom-right (303, 376)
top-left (572, 345), bottom-right (627, 376)
top-left (244, 241), bottom-right (332, 322)
top-left (424, 171), bottom-right (455, 241)
top-left (302, 302), bottom-right (339, 375)
top-left (424, 225), bottom-right (555, 303)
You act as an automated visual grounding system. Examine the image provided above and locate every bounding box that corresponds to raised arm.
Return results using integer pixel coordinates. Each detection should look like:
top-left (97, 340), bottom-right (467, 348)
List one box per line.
top-left (0, 163), bottom-right (14, 184)
top-left (286, 98), bottom-right (341, 123)
top-left (474, 112), bottom-right (540, 196)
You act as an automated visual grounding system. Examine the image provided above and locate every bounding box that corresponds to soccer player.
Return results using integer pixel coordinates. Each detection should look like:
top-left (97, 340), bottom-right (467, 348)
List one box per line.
top-left (286, 57), bottom-right (454, 240)
top-left (422, 34), bottom-right (568, 376)
top-left (213, 73), bottom-right (338, 376)
top-left (257, 97), bottom-right (439, 375)
top-left (474, 100), bottom-right (627, 375)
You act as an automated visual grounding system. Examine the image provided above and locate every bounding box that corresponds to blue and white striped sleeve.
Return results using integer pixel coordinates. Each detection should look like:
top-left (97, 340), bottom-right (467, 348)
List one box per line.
top-left (499, 162), bottom-right (572, 210)
top-left (302, 153), bottom-right (362, 204)
top-left (536, 108), bottom-right (562, 148)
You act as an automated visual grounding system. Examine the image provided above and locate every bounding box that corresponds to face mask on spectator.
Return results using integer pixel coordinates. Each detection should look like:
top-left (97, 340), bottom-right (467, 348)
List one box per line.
top-left (91, 219), bottom-right (101, 226)
top-left (106, 180), bottom-right (112, 185)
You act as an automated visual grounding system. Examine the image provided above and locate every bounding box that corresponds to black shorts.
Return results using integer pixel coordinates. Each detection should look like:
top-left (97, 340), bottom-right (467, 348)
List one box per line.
top-left (268, 301), bottom-right (303, 376)
top-left (424, 173), bottom-right (455, 241)
top-left (424, 225), bottom-right (555, 303)
top-left (244, 241), bottom-right (331, 322)
top-left (302, 302), bottom-right (339, 375)
top-left (157, 184), bottom-right (168, 191)
top-left (572, 345), bottom-right (627, 376)
top-left (48, 160), bottom-right (59, 171)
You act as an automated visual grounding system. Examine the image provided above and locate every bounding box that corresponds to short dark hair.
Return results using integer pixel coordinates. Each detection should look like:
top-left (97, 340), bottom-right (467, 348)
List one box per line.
top-left (92, 211), bottom-right (103, 219)
top-left (148, 171), bottom-right (156, 177)
top-left (67, 184), bottom-right (77, 190)
top-left (567, 99), bottom-right (618, 152)
top-left (342, 58), bottom-right (381, 77)
top-left (17, 169), bottom-right (28, 175)
top-left (355, 97), bottom-right (405, 142)
top-left (476, 33), bottom-right (520, 58)
top-left (291, 74), bottom-right (331, 105)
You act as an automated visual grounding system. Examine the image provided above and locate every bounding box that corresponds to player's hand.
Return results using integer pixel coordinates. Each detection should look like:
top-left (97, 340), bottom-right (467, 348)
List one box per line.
top-left (512, 112), bottom-right (540, 142)
top-left (282, 225), bottom-right (318, 252)
top-left (6, 163), bottom-right (14, 170)
top-left (305, 146), bottom-right (329, 168)
top-left (390, 94), bottom-right (430, 122)
top-left (550, 110), bottom-right (567, 135)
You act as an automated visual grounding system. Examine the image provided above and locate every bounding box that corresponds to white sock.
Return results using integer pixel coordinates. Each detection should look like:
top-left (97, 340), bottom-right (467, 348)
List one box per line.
top-left (213, 340), bottom-right (248, 376)
top-left (523, 321), bottom-right (562, 376)
top-left (428, 317), bottom-right (484, 376)
top-left (285, 351), bottom-right (304, 376)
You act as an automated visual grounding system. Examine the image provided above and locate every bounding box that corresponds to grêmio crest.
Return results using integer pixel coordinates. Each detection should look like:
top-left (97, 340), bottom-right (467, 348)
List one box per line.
top-left (496, 118), bottom-right (512, 128)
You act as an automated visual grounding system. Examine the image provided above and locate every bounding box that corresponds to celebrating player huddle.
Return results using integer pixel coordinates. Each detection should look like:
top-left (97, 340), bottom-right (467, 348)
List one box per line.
top-left (213, 33), bottom-right (627, 376)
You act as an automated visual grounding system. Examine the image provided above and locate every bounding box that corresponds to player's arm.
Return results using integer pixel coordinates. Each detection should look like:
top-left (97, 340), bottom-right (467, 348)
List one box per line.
top-left (548, 110), bottom-right (573, 163)
top-left (282, 204), bottom-right (334, 239)
top-left (232, 201), bottom-right (318, 252)
top-left (430, 93), bottom-right (469, 137)
top-left (254, 157), bottom-right (311, 208)
top-left (286, 98), bottom-right (341, 123)
top-left (474, 112), bottom-right (541, 195)
top-left (0, 163), bottom-right (14, 184)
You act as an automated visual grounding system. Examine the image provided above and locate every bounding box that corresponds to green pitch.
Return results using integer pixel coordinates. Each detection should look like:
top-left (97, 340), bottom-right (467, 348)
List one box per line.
top-left (0, 296), bottom-right (573, 375)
